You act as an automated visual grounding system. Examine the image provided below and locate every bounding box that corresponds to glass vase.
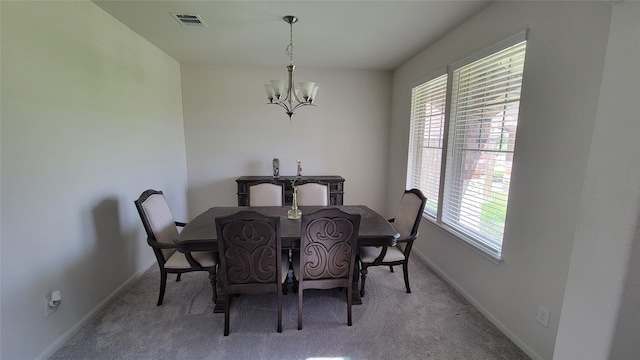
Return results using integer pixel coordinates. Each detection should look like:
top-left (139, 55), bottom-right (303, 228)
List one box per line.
top-left (287, 188), bottom-right (302, 219)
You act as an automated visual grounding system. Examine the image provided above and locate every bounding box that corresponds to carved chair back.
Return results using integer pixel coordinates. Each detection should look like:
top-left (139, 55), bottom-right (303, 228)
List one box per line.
top-left (215, 210), bottom-right (284, 335)
top-left (296, 208), bottom-right (361, 329)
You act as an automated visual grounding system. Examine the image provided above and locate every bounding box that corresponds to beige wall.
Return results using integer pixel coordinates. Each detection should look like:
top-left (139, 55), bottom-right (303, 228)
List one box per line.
top-left (3, 1), bottom-right (638, 359)
top-left (555, 2), bottom-right (640, 359)
top-left (180, 64), bottom-right (392, 217)
top-left (0, 1), bottom-right (188, 359)
top-left (389, 2), bottom-right (612, 359)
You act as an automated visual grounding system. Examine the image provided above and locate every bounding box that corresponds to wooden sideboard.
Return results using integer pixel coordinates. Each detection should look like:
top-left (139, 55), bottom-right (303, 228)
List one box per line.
top-left (236, 176), bottom-right (345, 206)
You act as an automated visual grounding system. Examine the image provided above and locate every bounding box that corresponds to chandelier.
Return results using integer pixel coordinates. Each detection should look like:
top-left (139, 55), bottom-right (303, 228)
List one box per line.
top-left (264, 16), bottom-right (318, 120)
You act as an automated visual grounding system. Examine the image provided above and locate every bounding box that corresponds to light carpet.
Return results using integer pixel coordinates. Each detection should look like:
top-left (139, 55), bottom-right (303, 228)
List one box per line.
top-left (50, 258), bottom-right (530, 359)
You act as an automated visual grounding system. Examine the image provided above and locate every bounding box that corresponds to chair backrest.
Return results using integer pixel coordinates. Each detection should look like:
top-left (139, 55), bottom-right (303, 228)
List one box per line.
top-left (299, 208), bottom-right (361, 283)
top-left (248, 182), bottom-right (284, 206)
top-left (134, 189), bottom-right (179, 260)
top-left (215, 211), bottom-right (282, 291)
top-left (393, 189), bottom-right (427, 250)
top-left (296, 182), bottom-right (330, 206)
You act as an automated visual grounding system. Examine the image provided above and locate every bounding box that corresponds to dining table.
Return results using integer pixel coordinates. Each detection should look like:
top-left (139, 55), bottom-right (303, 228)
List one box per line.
top-left (175, 205), bottom-right (400, 313)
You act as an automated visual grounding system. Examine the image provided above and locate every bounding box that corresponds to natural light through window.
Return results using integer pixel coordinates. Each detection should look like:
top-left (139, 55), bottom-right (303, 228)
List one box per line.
top-left (408, 73), bottom-right (447, 217)
top-left (407, 31), bottom-right (528, 259)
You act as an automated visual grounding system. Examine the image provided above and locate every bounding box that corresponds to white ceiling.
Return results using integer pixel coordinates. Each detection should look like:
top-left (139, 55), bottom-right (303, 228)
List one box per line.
top-left (93, 1), bottom-right (492, 70)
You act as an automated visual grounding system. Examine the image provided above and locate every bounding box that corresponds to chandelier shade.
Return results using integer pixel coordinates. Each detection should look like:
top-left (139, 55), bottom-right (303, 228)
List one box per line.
top-left (264, 15), bottom-right (318, 120)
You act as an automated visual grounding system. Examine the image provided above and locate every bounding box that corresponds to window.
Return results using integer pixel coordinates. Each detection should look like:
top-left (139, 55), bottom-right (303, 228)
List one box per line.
top-left (407, 72), bottom-right (447, 217)
top-left (407, 32), bottom-right (528, 259)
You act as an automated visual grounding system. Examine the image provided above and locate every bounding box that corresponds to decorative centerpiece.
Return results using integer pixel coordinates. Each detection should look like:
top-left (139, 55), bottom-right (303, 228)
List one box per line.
top-left (287, 178), bottom-right (302, 219)
top-left (272, 158), bottom-right (280, 178)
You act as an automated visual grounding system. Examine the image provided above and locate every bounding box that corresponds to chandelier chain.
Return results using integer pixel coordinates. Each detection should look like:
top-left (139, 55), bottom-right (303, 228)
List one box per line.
top-left (285, 21), bottom-right (294, 65)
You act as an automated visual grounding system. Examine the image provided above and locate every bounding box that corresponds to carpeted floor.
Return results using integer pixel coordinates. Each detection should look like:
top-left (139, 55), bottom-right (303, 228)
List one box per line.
top-left (50, 258), bottom-right (530, 359)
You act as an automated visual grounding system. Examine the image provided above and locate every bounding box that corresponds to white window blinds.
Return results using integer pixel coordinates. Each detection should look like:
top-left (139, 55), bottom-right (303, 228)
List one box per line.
top-left (407, 73), bottom-right (448, 217)
top-left (443, 40), bottom-right (527, 255)
top-left (406, 31), bottom-right (528, 260)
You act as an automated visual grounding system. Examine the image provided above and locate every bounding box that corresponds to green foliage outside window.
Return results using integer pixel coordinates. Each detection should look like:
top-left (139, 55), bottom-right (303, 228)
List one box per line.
top-left (480, 195), bottom-right (507, 239)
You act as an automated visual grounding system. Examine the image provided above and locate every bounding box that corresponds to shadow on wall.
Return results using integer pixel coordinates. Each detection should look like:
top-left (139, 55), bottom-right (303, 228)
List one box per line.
top-left (66, 197), bottom-right (140, 305)
top-left (92, 197), bottom-right (140, 282)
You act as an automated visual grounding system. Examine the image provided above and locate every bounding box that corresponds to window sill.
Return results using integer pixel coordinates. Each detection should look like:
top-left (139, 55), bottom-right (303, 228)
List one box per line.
top-left (421, 214), bottom-right (504, 265)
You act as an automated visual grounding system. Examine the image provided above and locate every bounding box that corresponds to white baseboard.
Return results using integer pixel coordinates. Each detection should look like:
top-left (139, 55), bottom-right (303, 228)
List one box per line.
top-left (35, 260), bottom-right (156, 360)
top-left (412, 249), bottom-right (543, 360)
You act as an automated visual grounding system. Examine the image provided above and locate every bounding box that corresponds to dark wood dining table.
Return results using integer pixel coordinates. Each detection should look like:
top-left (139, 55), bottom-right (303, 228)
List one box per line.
top-left (175, 205), bottom-right (399, 312)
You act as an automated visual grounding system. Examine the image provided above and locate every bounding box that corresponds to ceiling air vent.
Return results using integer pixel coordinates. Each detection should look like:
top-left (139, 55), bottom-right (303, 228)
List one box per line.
top-left (171, 13), bottom-right (208, 27)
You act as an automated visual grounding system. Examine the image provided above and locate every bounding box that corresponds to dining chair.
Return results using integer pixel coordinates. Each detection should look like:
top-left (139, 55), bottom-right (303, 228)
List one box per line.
top-left (248, 182), bottom-right (284, 206)
top-left (296, 182), bottom-right (330, 206)
top-left (215, 210), bottom-right (288, 335)
top-left (134, 189), bottom-right (218, 306)
top-left (290, 181), bottom-right (331, 291)
top-left (293, 208), bottom-right (361, 329)
top-left (248, 181), bottom-right (292, 293)
top-left (358, 188), bottom-right (426, 297)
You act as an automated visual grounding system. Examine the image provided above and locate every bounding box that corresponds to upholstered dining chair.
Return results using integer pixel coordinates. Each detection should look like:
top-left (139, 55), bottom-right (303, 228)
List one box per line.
top-left (134, 189), bottom-right (218, 306)
top-left (296, 182), bottom-right (330, 206)
top-left (358, 188), bottom-right (426, 297)
top-left (248, 182), bottom-right (284, 206)
top-left (293, 208), bottom-right (361, 329)
top-left (215, 211), bottom-right (288, 336)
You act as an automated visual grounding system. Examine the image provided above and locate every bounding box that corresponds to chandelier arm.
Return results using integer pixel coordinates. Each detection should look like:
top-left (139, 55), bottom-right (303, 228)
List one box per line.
top-left (269, 101), bottom-right (293, 113)
top-left (291, 102), bottom-right (314, 112)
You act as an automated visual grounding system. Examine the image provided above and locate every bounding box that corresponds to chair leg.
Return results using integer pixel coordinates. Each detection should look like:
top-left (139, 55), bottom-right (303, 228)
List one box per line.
top-left (176, 273), bottom-right (182, 281)
top-left (291, 252), bottom-right (299, 293)
top-left (208, 270), bottom-right (217, 304)
top-left (298, 288), bottom-right (303, 330)
top-left (158, 270), bottom-right (167, 306)
top-left (283, 267), bottom-right (290, 295)
top-left (277, 288), bottom-right (283, 333)
top-left (224, 293), bottom-right (231, 336)
top-left (402, 260), bottom-right (411, 293)
top-left (347, 283), bottom-right (353, 326)
top-left (282, 259), bottom-right (290, 295)
top-left (359, 265), bottom-right (369, 298)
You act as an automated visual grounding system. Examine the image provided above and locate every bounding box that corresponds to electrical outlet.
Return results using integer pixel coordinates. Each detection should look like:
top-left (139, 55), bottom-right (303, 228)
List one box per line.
top-left (537, 305), bottom-right (550, 327)
top-left (44, 296), bottom-right (58, 316)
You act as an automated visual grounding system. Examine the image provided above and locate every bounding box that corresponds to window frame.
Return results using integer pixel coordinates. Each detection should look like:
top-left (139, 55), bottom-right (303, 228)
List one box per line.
top-left (406, 30), bottom-right (528, 262)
